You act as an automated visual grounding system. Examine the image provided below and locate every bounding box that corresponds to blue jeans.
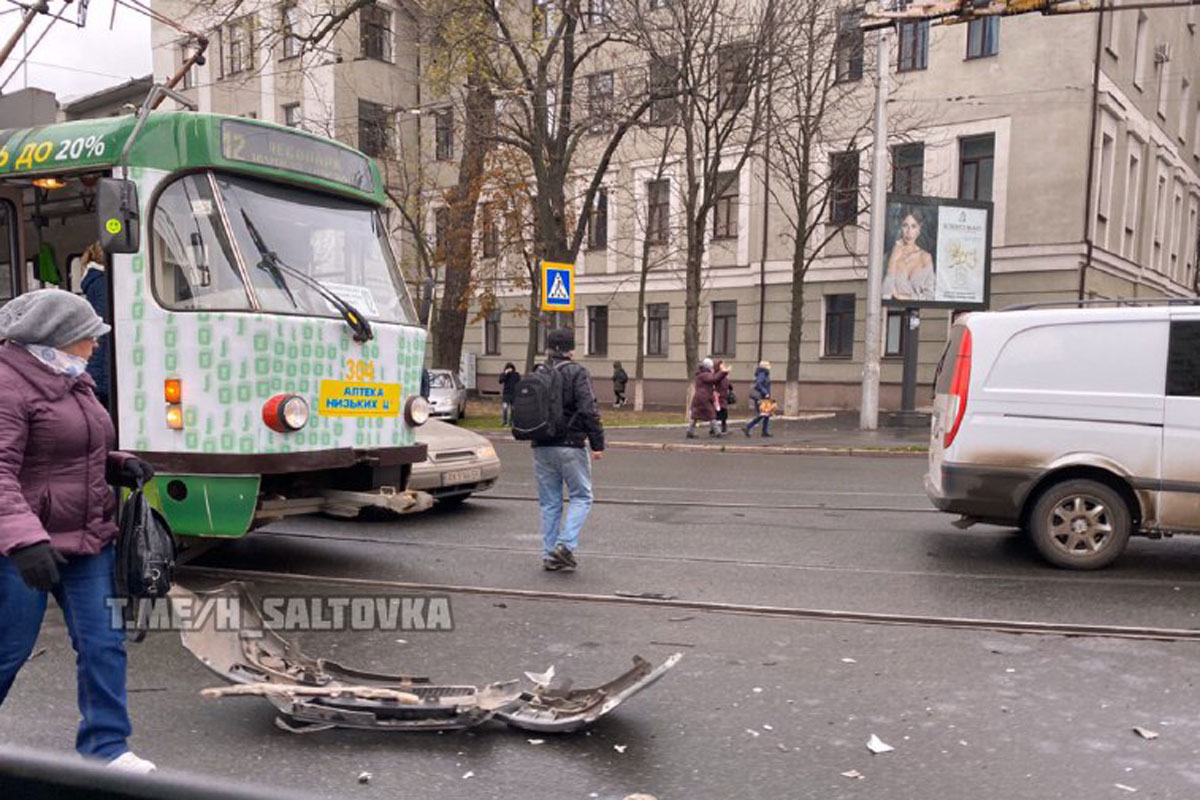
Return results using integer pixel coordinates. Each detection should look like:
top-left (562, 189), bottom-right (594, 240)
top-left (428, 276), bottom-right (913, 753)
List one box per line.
top-left (501, 401), bottom-right (513, 427)
top-left (0, 544), bottom-right (131, 760)
top-left (745, 400), bottom-right (771, 434)
top-left (533, 446), bottom-right (593, 557)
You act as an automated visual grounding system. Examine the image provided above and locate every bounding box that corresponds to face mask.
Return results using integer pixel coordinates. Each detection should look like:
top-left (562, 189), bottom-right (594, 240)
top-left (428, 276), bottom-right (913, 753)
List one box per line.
top-left (21, 343), bottom-right (89, 379)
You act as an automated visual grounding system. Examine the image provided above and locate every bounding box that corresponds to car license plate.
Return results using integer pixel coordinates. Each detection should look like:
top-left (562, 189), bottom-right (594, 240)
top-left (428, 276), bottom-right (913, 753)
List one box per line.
top-left (444, 468), bottom-right (482, 484)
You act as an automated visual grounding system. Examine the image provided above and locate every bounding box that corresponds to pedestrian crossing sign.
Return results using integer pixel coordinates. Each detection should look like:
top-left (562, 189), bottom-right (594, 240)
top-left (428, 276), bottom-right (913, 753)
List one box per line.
top-left (540, 261), bottom-right (575, 312)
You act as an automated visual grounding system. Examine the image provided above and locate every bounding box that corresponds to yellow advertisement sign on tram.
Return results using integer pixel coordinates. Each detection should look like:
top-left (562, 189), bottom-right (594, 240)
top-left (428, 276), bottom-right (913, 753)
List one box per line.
top-left (318, 380), bottom-right (402, 417)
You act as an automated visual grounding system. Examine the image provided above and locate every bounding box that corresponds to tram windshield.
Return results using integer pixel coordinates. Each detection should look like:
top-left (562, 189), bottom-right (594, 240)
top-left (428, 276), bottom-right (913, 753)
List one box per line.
top-left (151, 171), bottom-right (415, 325)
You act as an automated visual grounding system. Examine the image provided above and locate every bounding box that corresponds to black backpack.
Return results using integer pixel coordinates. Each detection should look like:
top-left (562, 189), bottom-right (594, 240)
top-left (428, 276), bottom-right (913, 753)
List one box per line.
top-left (511, 361), bottom-right (569, 442)
top-left (115, 481), bottom-right (177, 642)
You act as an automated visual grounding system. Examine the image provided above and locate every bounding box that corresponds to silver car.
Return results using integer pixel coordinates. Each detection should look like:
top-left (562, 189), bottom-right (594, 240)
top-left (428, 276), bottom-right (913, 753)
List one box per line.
top-left (427, 369), bottom-right (468, 421)
top-left (409, 419), bottom-right (501, 505)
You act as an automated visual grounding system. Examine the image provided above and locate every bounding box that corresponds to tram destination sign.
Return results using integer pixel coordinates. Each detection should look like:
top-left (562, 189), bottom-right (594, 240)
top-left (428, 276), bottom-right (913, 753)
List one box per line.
top-left (220, 121), bottom-right (374, 192)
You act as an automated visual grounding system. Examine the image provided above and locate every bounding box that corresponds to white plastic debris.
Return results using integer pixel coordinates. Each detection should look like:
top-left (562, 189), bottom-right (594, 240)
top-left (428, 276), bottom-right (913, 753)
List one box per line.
top-left (762, 724), bottom-right (773, 731)
top-left (524, 666), bottom-right (555, 688)
top-left (1133, 727), bottom-right (1159, 740)
top-left (527, 739), bottom-right (546, 745)
top-left (745, 729), bottom-right (761, 738)
top-left (866, 734), bottom-right (894, 754)
top-left (394, 639), bottom-right (407, 644)
top-left (462, 771), bottom-right (475, 780)
top-left (1005, 668), bottom-right (1016, 673)
top-left (841, 770), bottom-right (865, 780)
top-left (613, 745), bottom-right (628, 754)
top-left (776, 743), bottom-right (789, 753)
top-left (1114, 784), bottom-right (1137, 793)
top-left (841, 658), bottom-right (857, 664)
top-left (752, 687), bottom-right (764, 693)
top-left (356, 772), bottom-right (372, 784)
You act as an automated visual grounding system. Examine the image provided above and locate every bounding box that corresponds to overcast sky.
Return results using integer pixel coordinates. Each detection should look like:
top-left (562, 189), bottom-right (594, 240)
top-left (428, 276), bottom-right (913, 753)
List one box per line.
top-left (1, 0), bottom-right (151, 102)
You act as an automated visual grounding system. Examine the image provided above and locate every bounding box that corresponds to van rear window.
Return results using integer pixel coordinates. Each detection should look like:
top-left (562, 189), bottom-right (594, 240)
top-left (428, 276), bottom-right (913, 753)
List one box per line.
top-left (935, 325), bottom-right (967, 394)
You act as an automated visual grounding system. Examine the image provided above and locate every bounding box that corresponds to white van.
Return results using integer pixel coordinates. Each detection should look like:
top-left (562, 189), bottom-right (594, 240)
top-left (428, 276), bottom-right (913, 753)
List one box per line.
top-left (925, 303), bottom-right (1200, 569)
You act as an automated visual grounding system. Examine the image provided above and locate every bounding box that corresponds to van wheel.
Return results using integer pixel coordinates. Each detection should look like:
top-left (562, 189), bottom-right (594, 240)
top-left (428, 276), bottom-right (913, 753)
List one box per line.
top-left (1028, 479), bottom-right (1131, 570)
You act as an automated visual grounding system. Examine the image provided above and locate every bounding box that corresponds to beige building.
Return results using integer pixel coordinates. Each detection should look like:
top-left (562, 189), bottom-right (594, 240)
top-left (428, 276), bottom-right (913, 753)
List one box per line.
top-left (149, 3), bottom-right (1200, 409)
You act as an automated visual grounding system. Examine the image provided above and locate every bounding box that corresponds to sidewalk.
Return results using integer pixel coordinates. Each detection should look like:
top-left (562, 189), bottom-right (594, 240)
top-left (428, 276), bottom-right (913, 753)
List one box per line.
top-left (484, 411), bottom-right (930, 456)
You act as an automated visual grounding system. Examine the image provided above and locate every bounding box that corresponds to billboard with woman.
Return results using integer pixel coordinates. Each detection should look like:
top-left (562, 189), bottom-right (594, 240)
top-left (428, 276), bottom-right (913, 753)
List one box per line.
top-left (882, 194), bottom-right (992, 309)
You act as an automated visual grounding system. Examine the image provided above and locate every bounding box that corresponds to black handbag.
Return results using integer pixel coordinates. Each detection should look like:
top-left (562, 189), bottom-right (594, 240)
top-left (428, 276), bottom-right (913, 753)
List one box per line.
top-left (726, 388), bottom-right (737, 405)
top-left (115, 481), bottom-right (177, 642)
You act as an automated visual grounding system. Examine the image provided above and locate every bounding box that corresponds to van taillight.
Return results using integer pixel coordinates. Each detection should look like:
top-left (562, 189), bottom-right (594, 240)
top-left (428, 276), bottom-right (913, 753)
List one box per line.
top-left (944, 328), bottom-right (972, 448)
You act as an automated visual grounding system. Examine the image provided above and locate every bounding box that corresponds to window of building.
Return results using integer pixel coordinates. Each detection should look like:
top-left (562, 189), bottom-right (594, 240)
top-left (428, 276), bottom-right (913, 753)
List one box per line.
top-left (1097, 131), bottom-right (1115, 224)
top-left (587, 0), bottom-right (611, 28)
top-left (711, 300), bottom-right (737, 356)
top-left (647, 178), bottom-right (670, 245)
top-left (897, 20), bottom-right (929, 71)
top-left (282, 102), bottom-right (302, 128)
top-left (484, 309), bottom-right (501, 355)
top-left (358, 99), bottom-right (390, 157)
top-left (360, 2), bottom-right (393, 62)
top-left (717, 43), bottom-right (753, 111)
top-left (891, 142), bottom-right (924, 195)
top-left (830, 150), bottom-right (860, 225)
top-left (649, 0), bottom-right (670, 10)
top-left (545, 86), bottom-right (558, 137)
top-left (1134, 12), bottom-right (1149, 89)
top-left (588, 71), bottom-right (614, 133)
top-left (1178, 79), bottom-right (1190, 140)
top-left (180, 40), bottom-right (196, 89)
top-left (646, 303), bottom-right (669, 356)
top-left (226, 17), bottom-right (253, 76)
top-left (649, 55), bottom-right (680, 125)
top-left (1106, 2), bottom-right (1121, 56)
top-left (434, 109), bottom-right (453, 161)
top-left (434, 206), bottom-right (449, 260)
top-left (587, 305), bottom-right (609, 356)
top-left (1153, 169), bottom-right (1168, 270)
top-left (1194, 107), bottom-right (1200, 160)
top-left (885, 309), bottom-right (910, 357)
top-left (588, 188), bottom-right (608, 250)
top-left (1171, 183), bottom-right (1184, 280)
top-left (712, 171), bottom-right (739, 240)
top-left (533, 0), bottom-right (555, 39)
top-left (480, 203), bottom-right (499, 258)
top-left (958, 134), bottom-right (994, 201)
top-left (1156, 60), bottom-right (1169, 120)
top-left (835, 7), bottom-right (864, 82)
top-left (281, 3), bottom-right (300, 59)
top-left (966, 17), bottom-right (999, 59)
top-left (1124, 139), bottom-right (1142, 257)
top-left (824, 294), bottom-right (855, 358)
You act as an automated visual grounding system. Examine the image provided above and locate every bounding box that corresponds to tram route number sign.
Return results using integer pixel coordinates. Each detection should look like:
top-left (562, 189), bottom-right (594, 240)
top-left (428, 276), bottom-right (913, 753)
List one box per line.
top-left (540, 261), bottom-right (575, 313)
top-left (317, 380), bottom-right (402, 417)
top-left (220, 120), bottom-right (375, 192)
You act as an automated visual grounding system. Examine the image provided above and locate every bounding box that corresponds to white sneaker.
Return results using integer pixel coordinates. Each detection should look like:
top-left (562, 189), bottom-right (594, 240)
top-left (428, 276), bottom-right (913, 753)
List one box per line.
top-left (106, 751), bottom-right (157, 774)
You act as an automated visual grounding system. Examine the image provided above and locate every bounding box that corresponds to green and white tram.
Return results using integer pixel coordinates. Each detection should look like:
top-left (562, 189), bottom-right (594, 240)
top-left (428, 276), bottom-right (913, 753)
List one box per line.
top-left (0, 103), bottom-right (431, 538)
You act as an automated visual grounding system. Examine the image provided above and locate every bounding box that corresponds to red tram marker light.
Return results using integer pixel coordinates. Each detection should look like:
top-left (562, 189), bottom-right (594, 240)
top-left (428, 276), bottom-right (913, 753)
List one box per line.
top-left (164, 379), bottom-right (182, 404)
top-left (263, 394), bottom-right (310, 433)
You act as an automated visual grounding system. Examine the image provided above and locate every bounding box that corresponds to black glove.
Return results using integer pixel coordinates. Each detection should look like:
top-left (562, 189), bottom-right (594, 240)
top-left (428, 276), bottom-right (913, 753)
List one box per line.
top-left (118, 457), bottom-right (155, 489)
top-left (11, 542), bottom-right (66, 592)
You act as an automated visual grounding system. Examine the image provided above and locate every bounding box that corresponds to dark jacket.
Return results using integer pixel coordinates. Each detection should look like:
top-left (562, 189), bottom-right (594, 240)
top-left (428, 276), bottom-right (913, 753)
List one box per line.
top-left (0, 343), bottom-right (134, 558)
top-left (533, 353), bottom-right (605, 451)
top-left (714, 371), bottom-right (732, 411)
top-left (499, 368), bottom-right (521, 403)
top-left (752, 367), bottom-right (771, 400)
top-left (690, 367), bottom-right (727, 422)
top-left (612, 367), bottom-right (628, 392)
top-left (81, 267), bottom-right (110, 406)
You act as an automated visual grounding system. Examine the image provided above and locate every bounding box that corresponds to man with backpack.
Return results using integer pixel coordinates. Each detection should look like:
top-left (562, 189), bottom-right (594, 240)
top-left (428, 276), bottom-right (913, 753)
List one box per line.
top-left (510, 328), bottom-right (605, 571)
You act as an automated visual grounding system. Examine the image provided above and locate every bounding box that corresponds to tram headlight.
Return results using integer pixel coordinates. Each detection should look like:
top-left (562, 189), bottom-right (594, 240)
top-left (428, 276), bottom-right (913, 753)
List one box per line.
top-left (263, 394), bottom-right (310, 433)
top-left (165, 405), bottom-right (184, 430)
top-left (405, 395), bottom-right (431, 427)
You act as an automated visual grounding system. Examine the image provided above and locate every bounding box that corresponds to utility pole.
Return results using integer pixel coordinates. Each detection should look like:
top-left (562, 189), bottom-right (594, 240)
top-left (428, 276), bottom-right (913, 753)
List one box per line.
top-left (860, 27), bottom-right (889, 431)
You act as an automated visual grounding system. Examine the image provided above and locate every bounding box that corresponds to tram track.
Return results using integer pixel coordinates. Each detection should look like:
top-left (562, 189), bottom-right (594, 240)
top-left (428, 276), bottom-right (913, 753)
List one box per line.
top-left (480, 493), bottom-right (939, 514)
top-left (219, 527), bottom-right (1200, 591)
top-left (176, 563), bottom-right (1200, 643)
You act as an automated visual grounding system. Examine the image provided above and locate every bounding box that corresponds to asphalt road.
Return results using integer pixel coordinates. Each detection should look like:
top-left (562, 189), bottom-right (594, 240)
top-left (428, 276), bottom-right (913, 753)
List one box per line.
top-left (3, 443), bottom-right (1200, 799)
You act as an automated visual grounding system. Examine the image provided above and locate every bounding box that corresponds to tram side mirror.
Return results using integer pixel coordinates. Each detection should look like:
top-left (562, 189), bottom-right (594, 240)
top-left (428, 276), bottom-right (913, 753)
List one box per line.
top-left (97, 178), bottom-right (140, 255)
top-left (419, 277), bottom-right (434, 327)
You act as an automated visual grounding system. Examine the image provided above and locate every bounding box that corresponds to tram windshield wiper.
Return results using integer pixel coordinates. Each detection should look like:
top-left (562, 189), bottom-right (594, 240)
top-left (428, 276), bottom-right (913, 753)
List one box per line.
top-left (238, 210), bottom-right (374, 343)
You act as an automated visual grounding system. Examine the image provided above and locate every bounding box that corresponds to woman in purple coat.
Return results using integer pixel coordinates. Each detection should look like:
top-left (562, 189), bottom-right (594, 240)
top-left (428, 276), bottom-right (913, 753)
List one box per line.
top-left (686, 358), bottom-right (728, 438)
top-left (0, 289), bottom-right (157, 773)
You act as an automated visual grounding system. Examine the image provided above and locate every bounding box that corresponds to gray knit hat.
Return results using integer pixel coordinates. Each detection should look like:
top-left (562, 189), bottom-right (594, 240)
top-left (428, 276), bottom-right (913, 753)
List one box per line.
top-left (0, 289), bottom-right (110, 348)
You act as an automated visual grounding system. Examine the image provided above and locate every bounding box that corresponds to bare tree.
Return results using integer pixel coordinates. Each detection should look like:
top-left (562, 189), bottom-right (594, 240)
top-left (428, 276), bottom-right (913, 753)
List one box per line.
top-left (626, 0), bottom-right (780, 384)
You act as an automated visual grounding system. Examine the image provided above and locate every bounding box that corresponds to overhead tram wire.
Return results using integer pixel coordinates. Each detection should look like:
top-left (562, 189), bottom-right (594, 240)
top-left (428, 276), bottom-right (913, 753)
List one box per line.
top-left (0, 0), bottom-right (67, 91)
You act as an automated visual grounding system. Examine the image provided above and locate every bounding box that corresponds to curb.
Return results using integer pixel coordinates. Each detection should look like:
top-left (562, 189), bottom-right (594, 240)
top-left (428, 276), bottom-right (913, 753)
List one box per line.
top-left (481, 432), bottom-right (925, 457)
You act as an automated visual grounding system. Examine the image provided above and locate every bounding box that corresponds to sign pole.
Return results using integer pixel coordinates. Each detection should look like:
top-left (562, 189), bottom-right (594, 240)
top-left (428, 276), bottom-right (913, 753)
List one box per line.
top-left (900, 307), bottom-right (919, 412)
top-left (860, 27), bottom-right (889, 431)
